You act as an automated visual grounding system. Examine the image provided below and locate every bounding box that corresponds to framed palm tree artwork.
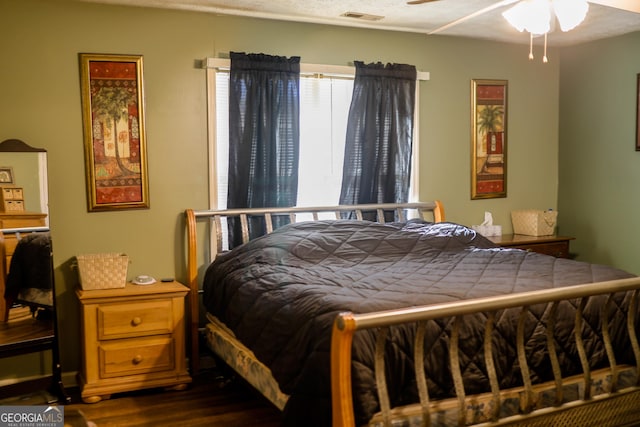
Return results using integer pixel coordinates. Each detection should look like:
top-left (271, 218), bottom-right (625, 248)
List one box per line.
top-left (79, 53), bottom-right (149, 211)
top-left (636, 74), bottom-right (640, 151)
top-left (471, 79), bottom-right (507, 200)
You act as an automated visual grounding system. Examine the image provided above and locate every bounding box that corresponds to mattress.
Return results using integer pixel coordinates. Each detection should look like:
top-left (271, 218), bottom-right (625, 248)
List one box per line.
top-left (202, 219), bottom-right (635, 426)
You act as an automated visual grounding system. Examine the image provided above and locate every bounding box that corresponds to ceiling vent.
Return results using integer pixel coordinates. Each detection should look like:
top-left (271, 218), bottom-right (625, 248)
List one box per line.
top-left (341, 11), bottom-right (384, 21)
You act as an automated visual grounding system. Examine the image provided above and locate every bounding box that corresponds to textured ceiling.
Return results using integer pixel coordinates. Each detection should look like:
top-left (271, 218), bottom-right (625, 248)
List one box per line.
top-left (76, 0), bottom-right (640, 46)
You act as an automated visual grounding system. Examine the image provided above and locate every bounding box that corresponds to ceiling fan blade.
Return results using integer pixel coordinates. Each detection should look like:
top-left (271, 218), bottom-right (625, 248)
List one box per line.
top-left (407, 0), bottom-right (439, 4)
top-left (588, 0), bottom-right (640, 13)
top-left (428, 0), bottom-right (519, 35)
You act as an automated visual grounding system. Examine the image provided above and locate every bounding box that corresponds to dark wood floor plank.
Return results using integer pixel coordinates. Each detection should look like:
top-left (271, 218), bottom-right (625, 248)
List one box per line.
top-left (64, 369), bottom-right (283, 426)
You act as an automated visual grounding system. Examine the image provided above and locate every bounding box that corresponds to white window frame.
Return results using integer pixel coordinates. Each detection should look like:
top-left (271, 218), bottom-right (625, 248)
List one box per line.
top-left (203, 57), bottom-right (429, 210)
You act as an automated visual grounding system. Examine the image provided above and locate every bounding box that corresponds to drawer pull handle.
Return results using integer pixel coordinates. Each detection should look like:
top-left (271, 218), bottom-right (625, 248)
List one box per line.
top-left (132, 355), bottom-right (143, 365)
top-left (131, 317), bottom-right (142, 326)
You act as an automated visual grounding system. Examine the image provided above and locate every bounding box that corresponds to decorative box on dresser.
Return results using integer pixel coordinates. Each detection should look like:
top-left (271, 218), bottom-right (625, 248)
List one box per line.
top-left (487, 234), bottom-right (575, 258)
top-left (0, 187), bottom-right (25, 212)
top-left (76, 281), bottom-right (192, 403)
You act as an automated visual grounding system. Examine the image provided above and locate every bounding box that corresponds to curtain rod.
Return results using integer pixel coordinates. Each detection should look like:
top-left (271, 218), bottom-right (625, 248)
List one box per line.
top-left (202, 57), bottom-right (430, 81)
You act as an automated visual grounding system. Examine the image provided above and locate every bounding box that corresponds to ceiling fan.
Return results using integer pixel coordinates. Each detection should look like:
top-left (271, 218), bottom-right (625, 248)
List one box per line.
top-left (410, 0), bottom-right (640, 62)
top-left (407, 0), bottom-right (640, 35)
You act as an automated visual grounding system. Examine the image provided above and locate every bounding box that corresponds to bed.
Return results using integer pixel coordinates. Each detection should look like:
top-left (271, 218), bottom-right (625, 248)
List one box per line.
top-left (184, 201), bottom-right (640, 426)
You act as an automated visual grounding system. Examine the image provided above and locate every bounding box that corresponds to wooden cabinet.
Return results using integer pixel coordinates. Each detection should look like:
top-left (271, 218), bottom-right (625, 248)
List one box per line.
top-left (487, 234), bottom-right (574, 258)
top-left (76, 281), bottom-right (192, 403)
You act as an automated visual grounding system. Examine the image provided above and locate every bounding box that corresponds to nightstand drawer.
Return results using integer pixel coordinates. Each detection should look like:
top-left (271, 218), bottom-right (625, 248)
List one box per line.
top-left (487, 234), bottom-right (574, 259)
top-left (99, 336), bottom-right (175, 378)
top-left (98, 300), bottom-right (174, 339)
top-left (514, 241), bottom-right (569, 258)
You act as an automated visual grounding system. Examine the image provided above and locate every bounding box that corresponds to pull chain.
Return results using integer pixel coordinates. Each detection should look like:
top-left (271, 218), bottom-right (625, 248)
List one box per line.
top-left (529, 32), bottom-right (534, 60)
top-left (528, 32), bottom-right (549, 63)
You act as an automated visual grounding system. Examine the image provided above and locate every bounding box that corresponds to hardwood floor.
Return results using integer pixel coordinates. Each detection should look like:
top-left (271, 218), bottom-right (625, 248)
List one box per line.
top-left (1, 310), bottom-right (284, 426)
top-left (64, 369), bottom-right (283, 426)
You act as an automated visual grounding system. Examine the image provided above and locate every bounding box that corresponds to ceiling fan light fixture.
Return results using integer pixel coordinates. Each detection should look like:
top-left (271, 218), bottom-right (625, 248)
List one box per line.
top-left (552, 0), bottom-right (589, 31)
top-left (503, 0), bottom-right (589, 34)
top-left (502, 1), bottom-right (528, 32)
top-left (502, 0), bottom-right (551, 35)
top-left (503, 0), bottom-right (590, 62)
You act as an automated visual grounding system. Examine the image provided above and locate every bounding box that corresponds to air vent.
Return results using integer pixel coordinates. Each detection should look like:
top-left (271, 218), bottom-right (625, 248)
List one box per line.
top-left (341, 11), bottom-right (384, 21)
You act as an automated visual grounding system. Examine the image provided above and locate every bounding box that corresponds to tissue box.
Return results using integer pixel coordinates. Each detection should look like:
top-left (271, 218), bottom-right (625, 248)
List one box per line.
top-left (511, 210), bottom-right (558, 236)
top-left (472, 224), bottom-right (502, 237)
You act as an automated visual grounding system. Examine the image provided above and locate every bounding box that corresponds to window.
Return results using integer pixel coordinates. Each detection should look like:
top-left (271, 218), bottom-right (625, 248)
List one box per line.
top-left (207, 60), bottom-right (423, 213)
top-left (213, 71), bottom-right (353, 211)
top-left (299, 76), bottom-right (355, 206)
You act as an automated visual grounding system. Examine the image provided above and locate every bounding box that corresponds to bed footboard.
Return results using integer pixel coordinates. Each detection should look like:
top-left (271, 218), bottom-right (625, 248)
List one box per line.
top-left (331, 277), bottom-right (640, 427)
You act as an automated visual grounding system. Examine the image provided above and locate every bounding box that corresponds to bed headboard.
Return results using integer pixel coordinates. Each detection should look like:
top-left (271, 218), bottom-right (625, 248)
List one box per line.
top-left (183, 200), bottom-right (444, 374)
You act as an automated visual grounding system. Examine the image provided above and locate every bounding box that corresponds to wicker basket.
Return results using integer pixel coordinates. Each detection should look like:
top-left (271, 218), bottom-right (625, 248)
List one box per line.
top-left (75, 253), bottom-right (129, 290)
top-left (511, 210), bottom-right (558, 236)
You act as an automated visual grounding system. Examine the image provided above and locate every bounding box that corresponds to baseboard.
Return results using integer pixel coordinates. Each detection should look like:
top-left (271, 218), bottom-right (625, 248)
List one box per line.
top-left (0, 371), bottom-right (78, 389)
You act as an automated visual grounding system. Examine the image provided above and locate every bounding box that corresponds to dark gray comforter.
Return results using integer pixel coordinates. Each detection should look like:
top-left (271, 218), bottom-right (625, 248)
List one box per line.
top-left (202, 220), bottom-right (635, 426)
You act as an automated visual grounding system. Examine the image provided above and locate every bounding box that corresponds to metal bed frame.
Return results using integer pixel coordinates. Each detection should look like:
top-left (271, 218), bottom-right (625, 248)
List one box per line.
top-left (185, 201), bottom-right (640, 426)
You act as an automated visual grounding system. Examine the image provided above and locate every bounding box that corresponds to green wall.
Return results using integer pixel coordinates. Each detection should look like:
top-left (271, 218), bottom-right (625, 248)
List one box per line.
top-left (0, 0), bottom-right (561, 379)
top-left (559, 32), bottom-right (640, 274)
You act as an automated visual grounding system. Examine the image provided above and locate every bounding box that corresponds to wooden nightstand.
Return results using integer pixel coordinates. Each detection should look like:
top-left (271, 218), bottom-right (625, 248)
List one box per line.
top-left (487, 234), bottom-right (575, 258)
top-left (76, 281), bottom-right (192, 403)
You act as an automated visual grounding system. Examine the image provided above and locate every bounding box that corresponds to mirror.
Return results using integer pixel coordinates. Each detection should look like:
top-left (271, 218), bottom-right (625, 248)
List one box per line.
top-left (0, 143), bottom-right (48, 220)
top-left (0, 139), bottom-right (67, 402)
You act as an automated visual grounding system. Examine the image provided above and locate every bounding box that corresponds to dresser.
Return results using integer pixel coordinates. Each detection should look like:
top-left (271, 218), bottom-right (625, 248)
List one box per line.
top-left (487, 234), bottom-right (574, 258)
top-left (76, 281), bottom-right (192, 403)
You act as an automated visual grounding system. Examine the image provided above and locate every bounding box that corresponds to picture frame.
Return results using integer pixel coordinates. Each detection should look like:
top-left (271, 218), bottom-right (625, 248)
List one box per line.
top-left (79, 53), bottom-right (149, 211)
top-left (636, 74), bottom-right (640, 151)
top-left (471, 79), bottom-right (508, 199)
top-left (0, 167), bottom-right (14, 185)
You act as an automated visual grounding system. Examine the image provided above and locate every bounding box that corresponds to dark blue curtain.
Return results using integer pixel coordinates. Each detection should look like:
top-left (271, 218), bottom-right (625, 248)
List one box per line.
top-left (227, 52), bottom-right (300, 246)
top-left (339, 61), bottom-right (416, 219)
